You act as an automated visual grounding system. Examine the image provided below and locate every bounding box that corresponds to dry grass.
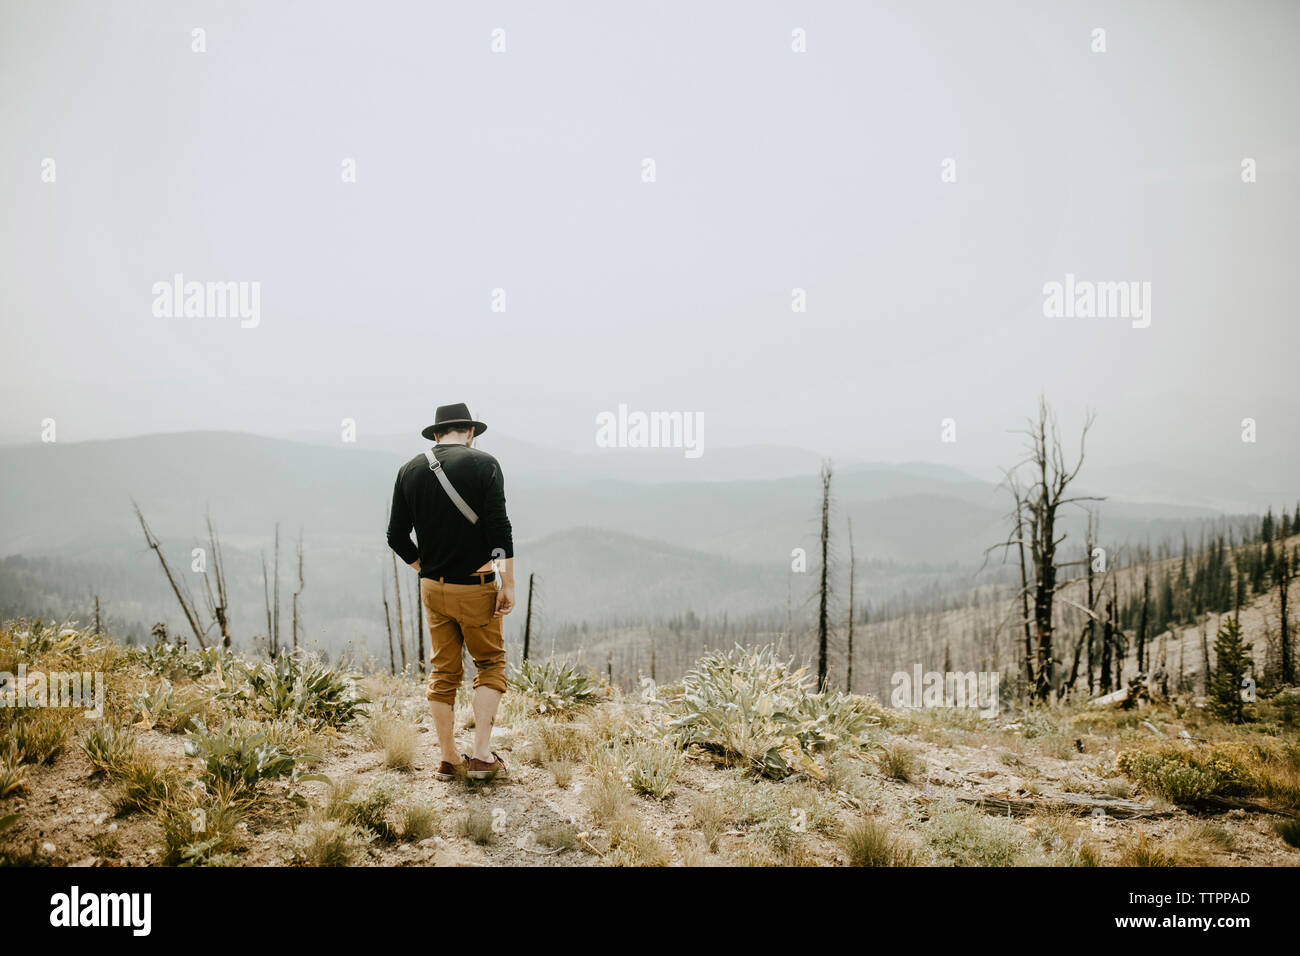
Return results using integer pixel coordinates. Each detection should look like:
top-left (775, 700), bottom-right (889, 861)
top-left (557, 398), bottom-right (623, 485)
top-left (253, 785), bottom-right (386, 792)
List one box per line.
top-left (606, 817), bottom-right (671, 866)
top-left (536, 821), bottom-right (579, 851)
top-left (400, 802), bottom-right (440, 842)
top-left (545, 760), bottom-right (575, 788)
top-left (924, 799), bottom-right (1042, 866)
top-left (582, 771), bottom-right (632, 827)
top-left (875, 741), bottom-right (922, 782)
top-left (292, 817), bottom-right (369, 866)
top-left (454, 808), bottom-right (497, 845)
top-left (688, 792), bottom-right (730, 853)
top-left (1118, 830), bottom-right (1175, 867)
top-left (368, 714), bottom-right (418, 771)
top-left (843, 816), bottom-right (917, 866)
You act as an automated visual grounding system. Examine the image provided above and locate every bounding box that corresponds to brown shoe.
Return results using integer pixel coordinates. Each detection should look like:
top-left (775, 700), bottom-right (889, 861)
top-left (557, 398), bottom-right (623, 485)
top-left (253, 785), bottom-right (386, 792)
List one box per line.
top-left (434, 754), bottom-right (470, 782)
top-left (467, 752), bottom-right (509, 780)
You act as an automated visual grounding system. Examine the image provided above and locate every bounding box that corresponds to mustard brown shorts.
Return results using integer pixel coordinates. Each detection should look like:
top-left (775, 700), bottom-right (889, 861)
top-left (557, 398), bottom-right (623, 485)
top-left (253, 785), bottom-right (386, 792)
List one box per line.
top-left (420, 577), bottom-right (508, 705)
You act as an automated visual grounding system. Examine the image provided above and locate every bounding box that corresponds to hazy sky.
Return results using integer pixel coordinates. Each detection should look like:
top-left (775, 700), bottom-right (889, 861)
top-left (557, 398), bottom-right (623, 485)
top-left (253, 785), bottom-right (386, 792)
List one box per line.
top-left (2, 0), bottom-right (1297, 491)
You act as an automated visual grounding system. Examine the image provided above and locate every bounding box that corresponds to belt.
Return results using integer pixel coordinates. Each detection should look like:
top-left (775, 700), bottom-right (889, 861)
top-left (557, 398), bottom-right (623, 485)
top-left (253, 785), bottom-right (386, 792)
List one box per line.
top-left (427, 570), bottom-right (496, 586)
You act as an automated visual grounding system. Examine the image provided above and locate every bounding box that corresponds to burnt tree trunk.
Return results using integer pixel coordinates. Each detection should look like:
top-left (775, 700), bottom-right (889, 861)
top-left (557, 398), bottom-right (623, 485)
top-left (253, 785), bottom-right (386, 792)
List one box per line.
top-left (134, 502), bottom-right (208, 649)
top-left (272, 523), bottom-right (281, 658)
top-left (382, 572), bottom-right (396, 677)
top-left (1137, 559), bottom-right (1150, 674)
top-left (846, 517), bottom-right (856, 695)
top-left (391, 552), bottom-right (407, 675)
top-left (522, 572), bottom-right (535, 662)
top-left (816, 460), bottom-right (832, 692)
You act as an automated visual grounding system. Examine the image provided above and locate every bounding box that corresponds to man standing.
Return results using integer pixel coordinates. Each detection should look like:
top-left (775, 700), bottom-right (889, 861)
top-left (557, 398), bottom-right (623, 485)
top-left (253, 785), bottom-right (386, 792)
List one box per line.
top-left (387, 403), bottom-right (515, 780)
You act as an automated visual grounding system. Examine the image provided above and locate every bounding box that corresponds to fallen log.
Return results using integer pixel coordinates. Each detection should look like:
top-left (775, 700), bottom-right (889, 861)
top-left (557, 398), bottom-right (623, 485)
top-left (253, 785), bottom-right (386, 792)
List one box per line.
top-left (1194, 795), bottom-right (1298, 818)
top-left (945, 792), bottom-right (1174, 820)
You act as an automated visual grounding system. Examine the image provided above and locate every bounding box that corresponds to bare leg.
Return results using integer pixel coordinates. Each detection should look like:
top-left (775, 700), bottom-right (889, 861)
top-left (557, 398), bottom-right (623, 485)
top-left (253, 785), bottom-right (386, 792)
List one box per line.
top-left (472, 687), bottom-right (502, 761)
top-left (431, 700), bottom-right (459, 766)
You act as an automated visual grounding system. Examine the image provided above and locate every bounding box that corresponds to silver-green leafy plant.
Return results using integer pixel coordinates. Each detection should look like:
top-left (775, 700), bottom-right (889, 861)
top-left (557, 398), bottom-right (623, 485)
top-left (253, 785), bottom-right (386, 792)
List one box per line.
top-left (665, 644), bottom-right (878, 779)
top-left (508, 659), bottom-right (604, 715)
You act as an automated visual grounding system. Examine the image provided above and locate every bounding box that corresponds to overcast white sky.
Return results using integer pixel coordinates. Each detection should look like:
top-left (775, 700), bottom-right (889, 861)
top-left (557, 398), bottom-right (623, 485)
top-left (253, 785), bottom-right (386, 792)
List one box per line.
top-left (2, 0), bottom-right (1297, 492)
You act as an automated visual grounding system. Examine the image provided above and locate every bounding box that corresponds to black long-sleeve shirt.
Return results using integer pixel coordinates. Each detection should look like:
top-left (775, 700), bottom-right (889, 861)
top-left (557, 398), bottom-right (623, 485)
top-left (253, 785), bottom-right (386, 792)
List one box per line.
top-left (386, 444), bottom-right (514, 579)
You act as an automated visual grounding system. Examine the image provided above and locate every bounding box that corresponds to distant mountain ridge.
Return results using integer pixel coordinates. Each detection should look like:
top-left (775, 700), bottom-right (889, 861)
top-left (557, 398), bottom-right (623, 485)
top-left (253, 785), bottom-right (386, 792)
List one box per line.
top-left (0, 429), bottom-right (1262, 656)
top-left (0, 430), bottom-right (1221, 565)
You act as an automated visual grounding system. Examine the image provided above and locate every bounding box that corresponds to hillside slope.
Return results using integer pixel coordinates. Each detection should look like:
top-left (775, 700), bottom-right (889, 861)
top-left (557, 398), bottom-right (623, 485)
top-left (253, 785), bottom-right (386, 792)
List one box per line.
top-left (2, 626), bottom-right (1297, 869)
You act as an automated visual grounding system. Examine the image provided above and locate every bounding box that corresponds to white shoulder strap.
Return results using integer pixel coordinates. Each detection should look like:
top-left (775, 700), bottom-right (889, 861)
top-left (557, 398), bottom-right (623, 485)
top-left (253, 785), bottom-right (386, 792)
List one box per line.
top-left (424, 448), bottom-right (479, 525)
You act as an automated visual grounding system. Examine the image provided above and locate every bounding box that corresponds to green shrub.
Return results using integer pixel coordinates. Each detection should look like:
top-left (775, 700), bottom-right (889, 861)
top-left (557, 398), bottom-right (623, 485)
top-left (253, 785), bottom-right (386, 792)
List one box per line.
top-left (157, 784), bottom-right (247, 865)
top-left (82, 723), bottom-right (138, 777)
top-left (665, 645), bottom-right (875, 779)
top-left (132, 643), bottom-right (236, 681)
top-left (132, 679), bottom-right (211, 733)
top-left (620, 739), bottom-right (682, 799)
top-left (110, 756), bottom-right (183, 815)
top-left (239, 654), bottom-right (366, 730)
top-left (924, 799), bottom-right (1040, 866)
top-left (1020, 711), bottom-right (1060, 739)
top-left (1117, 744), bottom-right (1256, 804)
top-left (9, 620), bottom-right (105, 660)
top-left (508, 659), bottom-right (603, 715)
top-left (325, 776), bottom-right (402, 841)
top-left (7, 708), bottom-right (72, 764)
top-left (184, 720), bottom-right (301, 793)
top-left (0, 742), bottom-right (28, 797)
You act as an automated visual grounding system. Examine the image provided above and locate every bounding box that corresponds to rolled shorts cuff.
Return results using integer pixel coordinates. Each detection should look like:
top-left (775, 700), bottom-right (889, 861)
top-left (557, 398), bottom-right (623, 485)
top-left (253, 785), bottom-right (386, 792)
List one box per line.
top-left (425, 686), bottom-right (459, 705)
top-left (471, 669), bottom-right (509, 695)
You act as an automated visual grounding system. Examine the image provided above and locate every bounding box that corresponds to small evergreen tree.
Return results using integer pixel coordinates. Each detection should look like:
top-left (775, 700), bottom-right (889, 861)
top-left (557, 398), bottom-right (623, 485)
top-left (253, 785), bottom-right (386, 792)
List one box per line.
top-left (1209, 615), bottom-right (1252, 724)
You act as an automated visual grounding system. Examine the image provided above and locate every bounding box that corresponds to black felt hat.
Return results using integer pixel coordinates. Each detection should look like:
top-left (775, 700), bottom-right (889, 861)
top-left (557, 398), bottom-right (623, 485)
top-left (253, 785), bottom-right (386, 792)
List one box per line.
top-left (421, 403), bottom-right (488, 441)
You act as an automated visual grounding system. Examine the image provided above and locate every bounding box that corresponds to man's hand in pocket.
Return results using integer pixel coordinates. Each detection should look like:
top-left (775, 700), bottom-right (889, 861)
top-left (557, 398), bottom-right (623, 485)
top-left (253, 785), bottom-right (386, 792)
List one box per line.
top-left (494, 586), bottom-right (515, 617)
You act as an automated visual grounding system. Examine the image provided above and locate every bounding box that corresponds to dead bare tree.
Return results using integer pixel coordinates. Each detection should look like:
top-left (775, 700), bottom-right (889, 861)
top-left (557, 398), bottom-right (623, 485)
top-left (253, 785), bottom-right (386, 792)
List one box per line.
top-left (381, 570), bottom-right (396, 676)
top-left (411, 572), bottom-right (424, 676)
top-left (1137, 552), bottom-right (1151, 674)
top-left (1276, 544), bottom-right (1295, 684)
top-left (846, 516), bottom-right (856, 695)
top-left (522, 572), bottom-right (536, 662)
top-left (391, 552), bottom-right (408, 674)
top-left (1100, 595), bottom-right (1115, 694)
top-left (1200, 613), bottom-right (1212, 695)
top-left (201, 512), bottom-right (232, 649)
top-left (816, 460), bottom-right (832, 691)
top-left (998, 477), bottom-right (1036, 690)
top-left (261, 551), bottom-right (273, 653)
top-left (1060, 556), bottom-right (1114, 699)
top-left (292, 530), bottom-right (305, 653)
top-left (134, 501), bottom-right (208, 649)
top-left (1111, 574), bottom-right (1124, 690)
top-left (1084, 511), bottom-right (1098, 693)
top-left (272, 523), bottom-right (282, 658)
top-left (990, 399), bottom-right (1100, 702)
